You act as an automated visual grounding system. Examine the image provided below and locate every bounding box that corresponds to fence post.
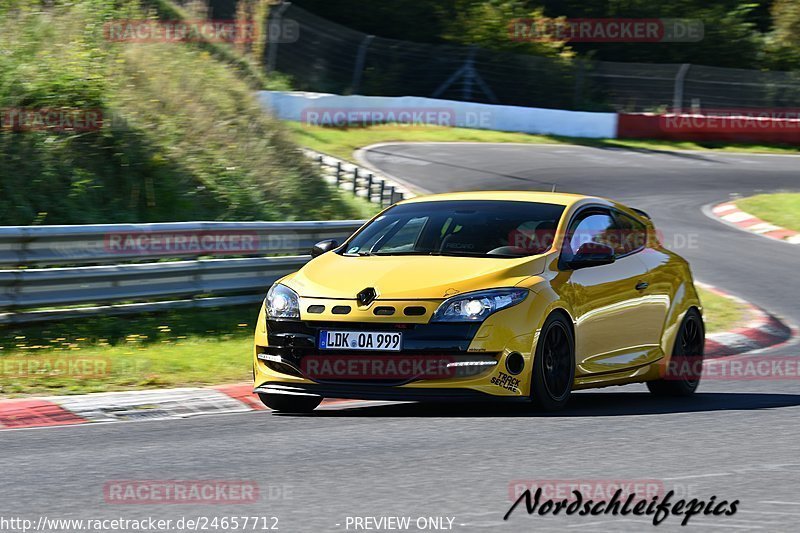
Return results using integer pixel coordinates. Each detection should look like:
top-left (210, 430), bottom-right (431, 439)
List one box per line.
top-left (673, 63), bottom-right (691, 113)
top-left (335, 162), bottom-right (342, 187)
top-left (378, 180), bottom-right (385, 206)
top-left (366, 173), bottom-right (374, 202)
top-left (353, 168), bottom-right (359, 195)
top-left (351, 35), bottom-right (375, 95)
top-left (388, 186), bottom-right (396, 205)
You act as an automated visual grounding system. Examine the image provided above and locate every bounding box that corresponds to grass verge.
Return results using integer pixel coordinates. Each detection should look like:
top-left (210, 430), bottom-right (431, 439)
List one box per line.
top-left (0, 306), bottom-right (257, 396)
top-left (0, 287), bottom-right (745, 397)
top-left (736, 193), bottom-right (800, 233)
top-left (286, 122), bottom-right (800, 163)
top-left (699, 287), bottom-right (748, 334)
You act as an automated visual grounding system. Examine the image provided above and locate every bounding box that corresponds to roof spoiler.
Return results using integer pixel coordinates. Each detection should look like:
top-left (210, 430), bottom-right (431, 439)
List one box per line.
top-left (631, 208), bottom-right (651, 220)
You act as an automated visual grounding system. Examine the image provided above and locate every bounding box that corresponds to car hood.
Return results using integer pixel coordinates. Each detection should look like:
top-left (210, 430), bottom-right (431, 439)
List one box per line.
top-left (282, 252), bottom-right (547, 300)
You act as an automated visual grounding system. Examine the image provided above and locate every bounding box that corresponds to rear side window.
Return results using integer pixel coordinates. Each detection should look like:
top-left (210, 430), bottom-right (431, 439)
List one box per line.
top-left (612, 211), bottom-right (647, 256)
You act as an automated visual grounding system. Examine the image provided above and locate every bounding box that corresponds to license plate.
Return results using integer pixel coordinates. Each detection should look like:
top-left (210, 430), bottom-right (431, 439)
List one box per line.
top-left (319, 330), bottom-right (402, 351)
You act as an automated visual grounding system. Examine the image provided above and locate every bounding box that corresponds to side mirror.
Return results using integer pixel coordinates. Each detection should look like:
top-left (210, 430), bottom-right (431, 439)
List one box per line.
top-left (567, 242), bottom-right (615, 270)
top-left (311, 239), bottom-right (338, 258)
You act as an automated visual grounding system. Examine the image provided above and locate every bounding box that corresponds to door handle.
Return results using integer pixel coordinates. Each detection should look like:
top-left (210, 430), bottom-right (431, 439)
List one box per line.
top-left (635, 281), bottom-right (649, 291)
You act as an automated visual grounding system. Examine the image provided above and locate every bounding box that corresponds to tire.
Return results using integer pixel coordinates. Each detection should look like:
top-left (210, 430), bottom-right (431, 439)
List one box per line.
top-left (258, 393), bottom-right (323, 413)
top-left (530, 313), bottom-right (576, 411)
top-left (647, 308), bottom-right (704, 396)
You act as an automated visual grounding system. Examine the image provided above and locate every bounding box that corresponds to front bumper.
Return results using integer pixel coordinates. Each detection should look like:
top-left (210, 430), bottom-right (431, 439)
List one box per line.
top-left (253, 382), bottom-right (530, 402)
top-left (254, 304), bottom-right (538, 400)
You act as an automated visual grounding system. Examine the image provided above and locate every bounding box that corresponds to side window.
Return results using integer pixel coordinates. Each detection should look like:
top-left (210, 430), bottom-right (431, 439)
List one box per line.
top-left (568, 211), bottom-right (614, 253)
top-left (612, 212), bottom-right (647, 256)
top-left (564, 210), bottom-right (616, 260)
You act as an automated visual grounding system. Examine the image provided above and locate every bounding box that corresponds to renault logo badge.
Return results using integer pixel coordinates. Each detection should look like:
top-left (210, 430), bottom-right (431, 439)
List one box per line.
top-left (357, 287), bottom-right (378, 306)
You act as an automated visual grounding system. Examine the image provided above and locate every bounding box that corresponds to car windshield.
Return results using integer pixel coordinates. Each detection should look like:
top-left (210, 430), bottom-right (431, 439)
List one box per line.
top-left (343, 200), bottom-right (565, 258)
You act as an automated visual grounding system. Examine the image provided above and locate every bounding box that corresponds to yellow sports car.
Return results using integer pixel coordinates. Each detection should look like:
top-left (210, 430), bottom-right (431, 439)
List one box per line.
top-left (253, 191), bottom-right (704, 412)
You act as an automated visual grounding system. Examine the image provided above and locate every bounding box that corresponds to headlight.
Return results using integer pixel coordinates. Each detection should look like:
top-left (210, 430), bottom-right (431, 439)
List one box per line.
top-left (431, 288), bottom-right (528, 322)
top-left (266, 283), bottom-right (300, 319)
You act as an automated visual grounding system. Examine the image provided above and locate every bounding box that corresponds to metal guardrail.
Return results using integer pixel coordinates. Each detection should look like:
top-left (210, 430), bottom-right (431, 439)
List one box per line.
top-left (0, 220), bottom-right (364, 267)
top-left (303, 149), bottom-right (414, 206)
top-left (0, 220), bottom-right (366, 324)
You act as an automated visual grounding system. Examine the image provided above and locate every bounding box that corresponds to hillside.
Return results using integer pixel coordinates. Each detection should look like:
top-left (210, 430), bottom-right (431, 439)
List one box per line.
top-left (0, 0), bottom-right (363, 225)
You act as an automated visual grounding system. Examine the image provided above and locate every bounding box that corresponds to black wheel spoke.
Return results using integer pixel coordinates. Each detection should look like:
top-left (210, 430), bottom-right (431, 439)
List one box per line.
top-left (542, 322), bottom-right (571, 400)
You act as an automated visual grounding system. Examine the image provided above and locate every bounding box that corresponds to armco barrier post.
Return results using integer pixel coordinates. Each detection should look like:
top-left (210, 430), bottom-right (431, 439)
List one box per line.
top-left (335, 162), bottom-right (342, 186)
top-left (366, 173), bottom-right (374, 202)
top-left (353, 168), bottom-right (359, 195)
top-left (378, 180), bottom-right (386, 206)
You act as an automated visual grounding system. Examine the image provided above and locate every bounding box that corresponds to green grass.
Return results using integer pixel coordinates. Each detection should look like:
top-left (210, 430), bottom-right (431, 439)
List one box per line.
top-left (0, 338), bottom-right (252, 396)
top-left (698, 287), bottom-right (748, 334)
top-left (0, 287), bottom-right (744, 396)
top-left (0, 1), bottom-right (363, 225)
top-left (736, 193), bottom-right (800, 233)
top-left (286, 122), bottom-right (800, 164)
top-left (0, 306), bottom-right (257, 396)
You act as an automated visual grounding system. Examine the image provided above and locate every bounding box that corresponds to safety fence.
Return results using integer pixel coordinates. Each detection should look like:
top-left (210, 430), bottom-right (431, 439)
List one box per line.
top-left (265, 3), bottom-right (800, 113)
top-left (0, 220), bottom-right (364, 324)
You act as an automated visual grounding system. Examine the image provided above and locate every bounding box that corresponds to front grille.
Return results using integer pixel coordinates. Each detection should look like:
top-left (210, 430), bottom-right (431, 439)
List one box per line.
top-left (261, 319), bottom-right (491, 385)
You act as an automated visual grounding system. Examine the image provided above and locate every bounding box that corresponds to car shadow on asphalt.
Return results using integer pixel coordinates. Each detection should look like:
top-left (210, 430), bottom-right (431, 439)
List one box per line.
top-left (275, 392), bottom-right (800, 418)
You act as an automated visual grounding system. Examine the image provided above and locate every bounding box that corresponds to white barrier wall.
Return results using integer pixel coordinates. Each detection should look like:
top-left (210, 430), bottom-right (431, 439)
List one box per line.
top-left (259, 91), bottom-right (618, 139)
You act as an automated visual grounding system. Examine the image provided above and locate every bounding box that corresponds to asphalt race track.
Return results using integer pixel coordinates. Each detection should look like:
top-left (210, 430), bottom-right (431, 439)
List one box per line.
top-left (4, 144), bottom-right (800, 532)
